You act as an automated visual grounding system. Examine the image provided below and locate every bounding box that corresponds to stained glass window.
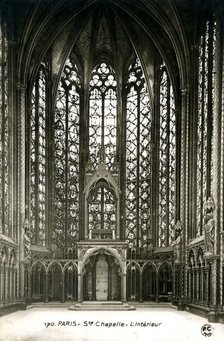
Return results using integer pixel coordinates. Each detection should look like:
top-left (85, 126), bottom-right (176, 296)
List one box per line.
top-left (54, 58), bottom-right (80, 247)
top-left (196, 18), bottom-right (216, 236)
top-left (158, 65), bottom-right (176, 247)
top-left (0, 18), bottom-right (9, 236)
top-left (125, 58), bottom-right (151, 251)
top-left (88, 181), bottom-right (116, 240)
top-left (30, 62), bottom-right (46, 246)
top-left (89, 63), bottom-right (117, 170)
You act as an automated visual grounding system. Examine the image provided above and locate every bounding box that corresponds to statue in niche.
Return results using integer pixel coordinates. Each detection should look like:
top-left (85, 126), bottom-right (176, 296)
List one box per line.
top-left (146, 230), bottom-right (153, 253)
top-left (204, 196), bottom-right (215, 255)
top-left (173, 220), bottom-right (182, 263)
top-left (23, 218), bottom-right (33, 260)
top-left (50, 232), bottom-right (62, 259)
top-left (86, 156), bottom-right (94, 174)
top-left (142, 229), bottom-right (153, 257)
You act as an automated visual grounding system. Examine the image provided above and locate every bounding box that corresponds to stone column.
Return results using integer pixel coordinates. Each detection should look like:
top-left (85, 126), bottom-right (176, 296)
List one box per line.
top-left (8, 268), bottom-right (11, 302)
top-left (208, 258), bottom-right (218, 322)
top-left (27, 267), bottom-right (31, 304)
top-left (11, 268), bottom-right (14, 302)
top-left (155, 270), bottom-right (159, 303)
top-left (23, 265), bottom-right (28, 303)
top-left (108, 260), bottom-right (112, 300)
top-left (86, 270), bottom-right (92, 300)
top-left (209, 258), bottom-right (218, 307)
top-left (173, 267), bottom-right (176, 299)
top-left (177, 268), bottom-right (181, 299)
top-left (11, 268), bottom-right (15, 301)
top-left (7, 266), bottom-right (10, 302)
top-left (121, 273), bottom-right (127, 303)
top-left (201, 266), bottom-right (205, 304)
top-left (92, 264), bottom-right (96, 300)
top-left (196, 268), bottom-right (200, 302)
top-left (178, 265), bottom-right (185, 309)
top-left (212, 20), bottom-right (222, 250)
top-left (139, 270), bottom-right (143, 302)
top-left (192, 267), bottom-right (195, 302)
top-left (204, 267), bottom-right (210, 306)
top-left (210, 16), bottom-right (223, 318)
top-left (180, 86), bottom-right (190, 302)
top-left (10, 268), bottom-right (13, 302)
top-left (77, 273), bottom-right (82, 302)
top-left (38, 268), bottom-right (42, 298)
top-left (220, 233), bottom-right (224, 308)
top-left (70, 271), bottom-right (73, 300)
top-left (219, 21), bottom-right (224, 308)
top-left (187, 268), bottom-right (192, 302)
top-left (14, 267), bottom-right (17, 300)
top-left (0, 266), bottom-right (2, 302)
top-left (3, 266), bottom-right (5, 302)
top-left (15, 269), bottom-right (18, 300)
top-left (17, 83), bottom-right (26, 302)
top-left (45, 272), bottom-right (48, 303)
top-left (5, 266), bottom-right (8, 303)
top-left (61, 270), bottom-right (65, 303)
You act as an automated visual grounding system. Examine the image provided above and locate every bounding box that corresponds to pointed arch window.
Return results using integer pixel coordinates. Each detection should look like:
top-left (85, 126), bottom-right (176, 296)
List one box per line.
top-left (89, 62), bottom-right (117, 169)
top-left (0, 17), bottom-right (9, 236)
top-left (54, 58), bottom-right (80, 247)
top-left (196, 17), bottom-right (216, 236)
top-left (88, 180), bottom-right (117, 240)
top-left (125, 58), bottom-right (152, 251)
top-left (158, 64), bottom-right (176, 247)
top-left (30, 62), bottom-right (47, 245)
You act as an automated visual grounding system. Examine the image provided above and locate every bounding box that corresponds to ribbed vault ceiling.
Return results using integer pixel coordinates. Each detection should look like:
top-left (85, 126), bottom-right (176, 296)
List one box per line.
top-left (2, 0), bottom-right (217, 89)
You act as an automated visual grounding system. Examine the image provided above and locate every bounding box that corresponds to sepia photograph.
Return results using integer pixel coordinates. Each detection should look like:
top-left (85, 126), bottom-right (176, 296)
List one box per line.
top-left (0, 0), bottom-right (224, 340)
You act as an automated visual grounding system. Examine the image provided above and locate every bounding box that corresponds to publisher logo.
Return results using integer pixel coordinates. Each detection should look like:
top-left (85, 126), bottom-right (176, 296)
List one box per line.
top-left (201, 324), bottom-right (213, 337)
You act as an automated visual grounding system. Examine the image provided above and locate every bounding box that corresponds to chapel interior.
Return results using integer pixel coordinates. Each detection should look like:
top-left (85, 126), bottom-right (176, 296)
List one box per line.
top-left (0, 0), bottom-right (224, 323)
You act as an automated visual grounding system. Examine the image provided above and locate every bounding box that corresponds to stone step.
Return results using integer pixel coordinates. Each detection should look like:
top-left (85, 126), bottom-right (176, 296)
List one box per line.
top-left (81, 301), bottom-right (123, 305)
top-left (131, 301), bottom-right (177, 309)
top-left (69, 302), bottom-right (136, 311)
top-left (27, 302), bottom-right (77, 309)
top-left (26, 301), bottom-right (176, 310)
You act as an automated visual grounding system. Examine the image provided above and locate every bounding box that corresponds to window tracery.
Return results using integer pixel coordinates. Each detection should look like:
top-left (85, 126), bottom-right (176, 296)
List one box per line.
top-left (196, 18), bottom-right (216, 236)
top-left (0, 18), bottom-right (9, 236)
top-left (54, 58), bottom-right (80, 247)
top-left (30, 62), bottom-right (46, 245)
top-left (29, 54), bottom-right (178, 250)
top-left (158, 65), bottom-right (176, 247)
top-left (89, 62), bottom-right (117, 169)
top-left (125, 58), bottom-right (151, 251)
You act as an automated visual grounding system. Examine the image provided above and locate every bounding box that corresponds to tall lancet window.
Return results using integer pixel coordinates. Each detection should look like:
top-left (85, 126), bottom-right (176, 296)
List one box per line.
top-left (158, 64), bottom-right (176, 247)
top-left (30, 62), bottom-right (47, 245)
top-left (196, 18), bottom-right (216, 236)
top-left (125, 58), bottom-right (152, 251)
top-left (54, 58), bottom-right (80, 247)
top-left (89, 62), bottom-right (117, 169)
top-left (0, 18), bottom-right (9, 236)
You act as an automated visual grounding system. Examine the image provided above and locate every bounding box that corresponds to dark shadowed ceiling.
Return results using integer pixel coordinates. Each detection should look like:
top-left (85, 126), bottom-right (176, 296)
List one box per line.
top-left (1, 0), bottom-right (222, 91)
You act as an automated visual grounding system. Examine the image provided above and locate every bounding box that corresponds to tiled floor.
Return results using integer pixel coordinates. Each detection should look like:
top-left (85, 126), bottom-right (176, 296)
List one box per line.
top-left (0, 306), bottom-right (224, 341)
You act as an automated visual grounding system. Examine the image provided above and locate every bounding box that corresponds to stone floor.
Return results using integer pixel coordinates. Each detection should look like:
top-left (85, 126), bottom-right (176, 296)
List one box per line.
top-left (0, 305), bottom-right (224, 341)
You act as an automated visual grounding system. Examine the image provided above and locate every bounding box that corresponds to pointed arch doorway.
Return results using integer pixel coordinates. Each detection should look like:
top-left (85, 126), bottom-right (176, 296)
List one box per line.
top-left (83, 252), bottom-right (121, 301)
top-left (95, 254), bottom-right (108, 300)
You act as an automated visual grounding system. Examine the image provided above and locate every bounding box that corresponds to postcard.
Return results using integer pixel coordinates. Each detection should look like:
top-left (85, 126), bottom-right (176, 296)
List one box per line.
top-left (0, 0), bottom-right (224, 340)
